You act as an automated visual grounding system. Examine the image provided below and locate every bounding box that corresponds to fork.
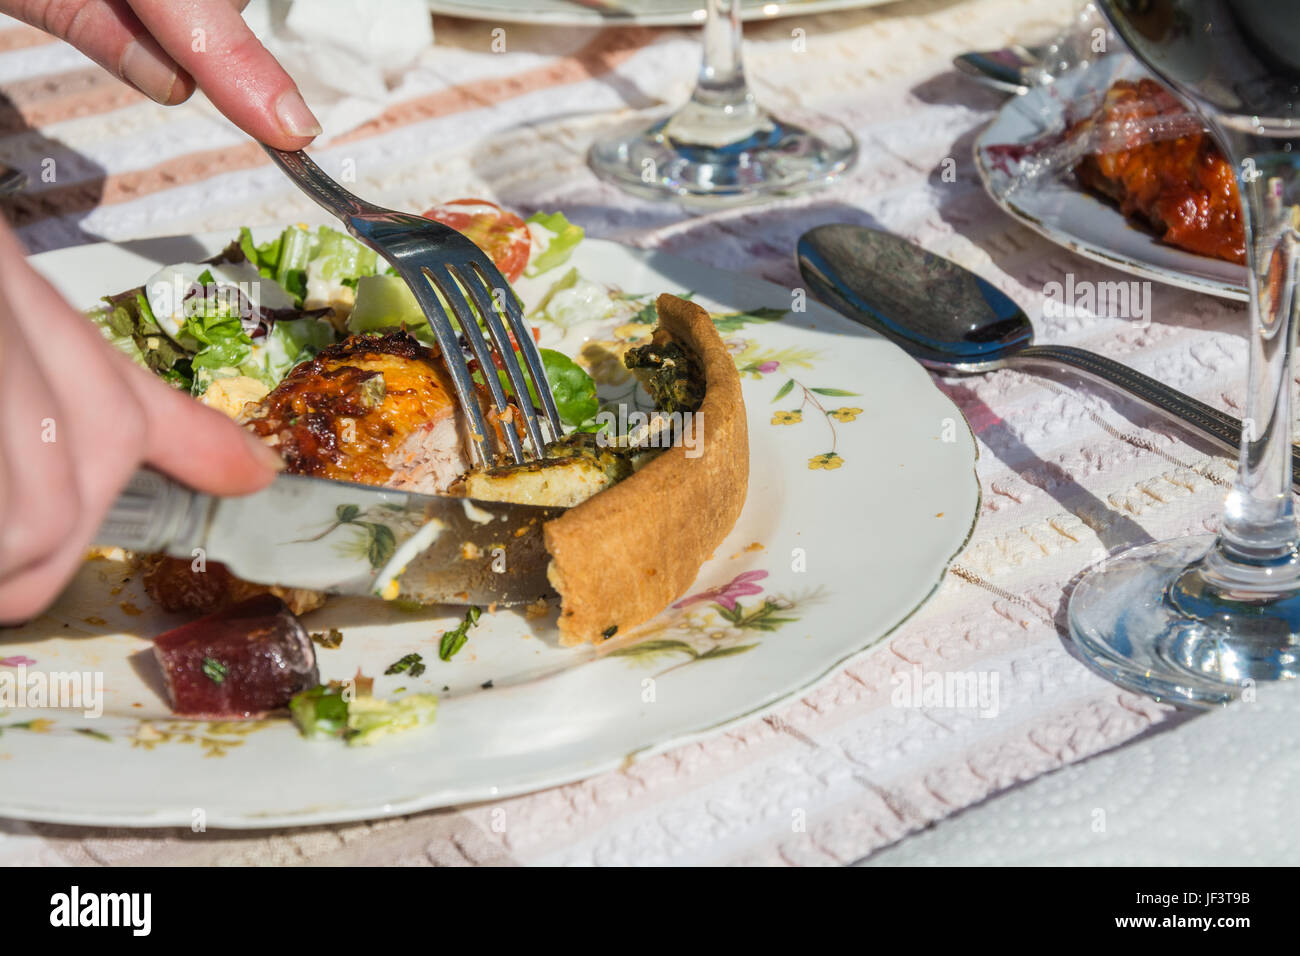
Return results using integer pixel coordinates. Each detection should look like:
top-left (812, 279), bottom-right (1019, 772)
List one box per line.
top-left (262, 146), bottom-right (562, 467)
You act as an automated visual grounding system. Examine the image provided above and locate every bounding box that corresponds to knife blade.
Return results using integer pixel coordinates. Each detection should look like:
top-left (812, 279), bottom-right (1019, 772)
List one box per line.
top-left (95, 469), bottom-right (565, 606)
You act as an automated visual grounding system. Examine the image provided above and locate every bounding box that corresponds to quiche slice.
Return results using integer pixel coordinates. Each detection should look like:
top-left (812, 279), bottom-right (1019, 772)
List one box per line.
top-left (541, 294), bottom-right (748, 645)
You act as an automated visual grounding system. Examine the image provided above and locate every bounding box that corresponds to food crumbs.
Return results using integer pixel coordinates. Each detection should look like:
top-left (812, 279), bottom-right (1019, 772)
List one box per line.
top-left (83, 616), bottom-right (107, 627)
top-left (311, 628), bottom-right (343, 649)
top-left (936, 512), bottom-right (944, 517)
top-left (461, 541), bottom-right (483, 560)
top-left (119, 601), bottom-right (143, 616)
top-left (524, 598), bottom-right (550, 620)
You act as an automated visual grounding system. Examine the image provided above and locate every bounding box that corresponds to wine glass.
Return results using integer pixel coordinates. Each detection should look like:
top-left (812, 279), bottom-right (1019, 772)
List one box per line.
top-left (588, 0), bottom-right (857, 204)
top-left (1069, 0), bottom-right (1300, 706)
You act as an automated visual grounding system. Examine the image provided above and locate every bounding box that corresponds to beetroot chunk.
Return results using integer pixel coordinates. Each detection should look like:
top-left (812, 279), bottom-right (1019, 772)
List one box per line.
top-left (153, 595), bottom-right (319, 718)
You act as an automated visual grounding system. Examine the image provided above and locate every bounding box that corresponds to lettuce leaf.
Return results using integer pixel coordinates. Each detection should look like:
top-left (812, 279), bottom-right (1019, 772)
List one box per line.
top-left (94, 290), bottom-right (192, 387)
top-left (238, 226), bottom-right (282, 280)
top-left (524, 211), bottom-right (583, 277)
top-left (236, 225), bottom-right (312, 304)
top-left (482, 346), bottom-right (598, 429)
top-left (86, 305), bottom-right (149, 369)
top-left (308, 226), bottom-right (379, 284)
top-left (541, 348), bottom-right (598, 426)
top-left (290, 684), bottom-right (438, 746)
top-left (254, 316), bottom-right (336, 384)
top-left (346, 274), bottom-right (434, 344)
top-left (187, 312), bottom-right (253, 395)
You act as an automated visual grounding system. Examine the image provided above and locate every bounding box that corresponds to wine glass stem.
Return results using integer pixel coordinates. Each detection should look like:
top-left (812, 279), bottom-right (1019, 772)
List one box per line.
top-left (664, 1), bottom-right (763, 146)
top-left (1205, 128), bottom-right (1300, 588)
top-left (696, 0), bottom-right (749, 108)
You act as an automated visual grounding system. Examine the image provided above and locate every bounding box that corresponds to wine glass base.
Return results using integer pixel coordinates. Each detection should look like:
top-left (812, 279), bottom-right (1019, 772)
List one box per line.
top-left (588, 107), bottom-right (857, 207)
top-left (1068, 536), bottom-right (1300, 708)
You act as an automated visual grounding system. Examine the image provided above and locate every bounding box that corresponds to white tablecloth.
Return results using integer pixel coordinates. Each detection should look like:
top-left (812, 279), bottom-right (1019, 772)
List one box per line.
top-left (0, 0), bottom-right (1256, 865)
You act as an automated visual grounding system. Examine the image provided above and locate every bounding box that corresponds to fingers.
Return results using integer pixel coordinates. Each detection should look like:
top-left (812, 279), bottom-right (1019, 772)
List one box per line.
top-left (11, 0), bottom-right (195, 104)
top-left (0, 229), bottom-right (282, 499)
top-left (122, 362), bottom-right (285, 496)
top-left (127, 0), bottom-right (321, 148)
top-left (0, 315), bottom-right (81, 582)
top-left (0, 225), bottom-right (282, 621)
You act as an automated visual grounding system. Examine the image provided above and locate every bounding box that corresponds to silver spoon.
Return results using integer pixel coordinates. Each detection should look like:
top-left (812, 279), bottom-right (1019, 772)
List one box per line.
top-left (952, 45), bottom-right (1044, 95)
top-left (795, 224), bottom-right (1300, 488)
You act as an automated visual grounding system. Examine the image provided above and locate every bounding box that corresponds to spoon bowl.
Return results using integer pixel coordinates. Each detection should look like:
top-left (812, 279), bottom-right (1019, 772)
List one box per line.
top-left (796, 223), bottom-right (1300, 487)
top-left (796, 224), bottom-right (1031, 372)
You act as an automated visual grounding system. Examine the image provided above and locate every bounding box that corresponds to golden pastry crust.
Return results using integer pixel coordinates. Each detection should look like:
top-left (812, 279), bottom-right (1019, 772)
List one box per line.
top-left (543, 294), bottom-right (748, 645)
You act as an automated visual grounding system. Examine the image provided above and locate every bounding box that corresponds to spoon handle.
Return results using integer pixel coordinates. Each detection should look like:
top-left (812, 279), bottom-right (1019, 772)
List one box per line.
top-left (1007, 344), bottom-right (1300, 491)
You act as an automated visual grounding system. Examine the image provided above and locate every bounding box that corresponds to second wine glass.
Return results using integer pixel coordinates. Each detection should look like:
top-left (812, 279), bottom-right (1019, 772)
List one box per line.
top-left (1068, 0), bottom-right (1300, 706)
top-left (588, 0), bottom-right (857, 204)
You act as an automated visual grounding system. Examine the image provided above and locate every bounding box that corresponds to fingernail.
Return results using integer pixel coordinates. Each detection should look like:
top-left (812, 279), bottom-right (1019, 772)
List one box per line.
top-left (120, 38), bottom-right (180, 104)
top-left (275, 90), bottom-right (323, 139)
top-left (243, 431), bottom-right (287, 472)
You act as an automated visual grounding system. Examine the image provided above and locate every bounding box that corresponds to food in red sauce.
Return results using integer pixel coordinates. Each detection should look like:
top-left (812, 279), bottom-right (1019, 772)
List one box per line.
top-left (1071, 78), bottom-right (1245, 264)
top-left (152, 595), bottom-right (319, 718)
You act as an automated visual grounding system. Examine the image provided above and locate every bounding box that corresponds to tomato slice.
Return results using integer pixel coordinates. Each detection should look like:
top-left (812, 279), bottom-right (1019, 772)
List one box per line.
top-left (420, 199), bottom-right (531, 283)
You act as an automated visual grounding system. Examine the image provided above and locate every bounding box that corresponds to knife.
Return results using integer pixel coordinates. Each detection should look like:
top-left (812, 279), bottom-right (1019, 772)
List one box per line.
top-left (95, 470), bottom-right (565, 606)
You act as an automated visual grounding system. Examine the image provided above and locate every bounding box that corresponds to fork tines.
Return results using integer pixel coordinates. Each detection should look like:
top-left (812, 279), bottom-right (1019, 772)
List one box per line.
top-left (260, 147), bottom-right (563, 471)
top-left (399, 254), bottom-right (562, 469)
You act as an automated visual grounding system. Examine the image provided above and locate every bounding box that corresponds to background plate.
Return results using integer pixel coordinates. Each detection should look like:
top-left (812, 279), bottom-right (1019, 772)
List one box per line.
top-left (426, 0), bottom-right (899, 27)
top-left (0, 232), bottom-right (979, 828)
top-left (974, 55), bottom-right (1249, 302)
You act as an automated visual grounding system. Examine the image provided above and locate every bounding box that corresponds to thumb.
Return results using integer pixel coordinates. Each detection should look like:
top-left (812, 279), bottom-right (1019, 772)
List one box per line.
top-left (123, 362), bottom-right (283, 496)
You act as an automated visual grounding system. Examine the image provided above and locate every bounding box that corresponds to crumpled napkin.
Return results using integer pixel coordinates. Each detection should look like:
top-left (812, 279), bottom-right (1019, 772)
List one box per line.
top-left (238, 0), bottom-right (436, 137)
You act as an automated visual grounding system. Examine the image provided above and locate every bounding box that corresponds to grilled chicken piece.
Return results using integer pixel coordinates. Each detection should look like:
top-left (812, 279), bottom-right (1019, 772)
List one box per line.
top-left (242, 330), bottom-right (472, 493)
top-left (1073, 78), bottom-right (1245, 264)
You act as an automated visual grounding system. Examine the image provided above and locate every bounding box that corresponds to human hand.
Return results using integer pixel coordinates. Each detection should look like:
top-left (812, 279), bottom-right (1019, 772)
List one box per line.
top-left (0, 222), bottom-right (282, 623)
top-left (6, 0), bottom-right (321, 148)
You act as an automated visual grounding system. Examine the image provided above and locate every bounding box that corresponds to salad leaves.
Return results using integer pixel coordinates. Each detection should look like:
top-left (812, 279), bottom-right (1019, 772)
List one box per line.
top-left (87, 211), bottom-right (595, 422)
top-left (239, 224), bottom-right (378, 306)
top-left (539, 349), bottom-right (599, 426)
top-left (290, 683), bottom-right (438, 746)
top-left (347, 274), bottom-right (430, 340)
top-left (524, 211), bottom-right (584, 277)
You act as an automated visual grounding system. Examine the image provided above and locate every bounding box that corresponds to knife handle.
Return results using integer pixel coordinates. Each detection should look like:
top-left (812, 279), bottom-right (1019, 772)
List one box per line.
top-left (95, 469), bottom-right (210, 554)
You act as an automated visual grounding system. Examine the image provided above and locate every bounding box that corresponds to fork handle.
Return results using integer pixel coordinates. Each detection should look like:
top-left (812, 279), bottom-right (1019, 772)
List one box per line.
top-left (261, 147), bottom-right (377, 220)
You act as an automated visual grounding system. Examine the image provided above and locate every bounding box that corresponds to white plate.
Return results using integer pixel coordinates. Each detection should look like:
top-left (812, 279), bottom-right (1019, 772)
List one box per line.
top-left (974, 56), bottom-right (1249, 302)
top-left (0, 232), bottom-right (979, 828)
top-left (427, 0), bottom-right (897, 27)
